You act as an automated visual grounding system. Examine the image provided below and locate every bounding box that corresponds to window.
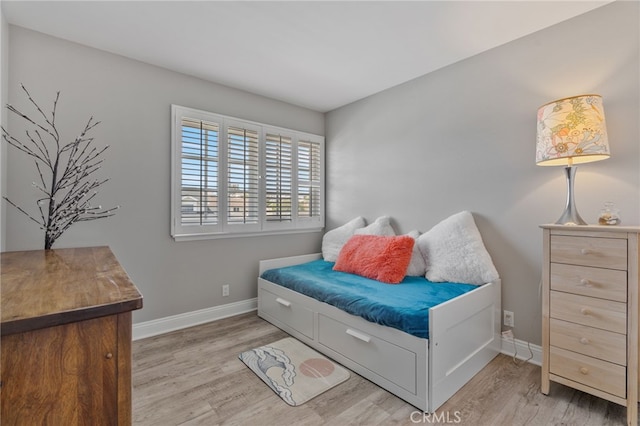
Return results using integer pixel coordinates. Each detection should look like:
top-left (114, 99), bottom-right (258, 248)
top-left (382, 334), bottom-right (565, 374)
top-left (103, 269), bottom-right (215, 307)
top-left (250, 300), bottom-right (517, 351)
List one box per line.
top-left (179, 117), bottom-right (219, 230)
top-left (298, 139), bottom-right (322, 220)
top-left (171, 105), bottom-right (324, 240)
top-left (265, 132), bottom-right (293, 224)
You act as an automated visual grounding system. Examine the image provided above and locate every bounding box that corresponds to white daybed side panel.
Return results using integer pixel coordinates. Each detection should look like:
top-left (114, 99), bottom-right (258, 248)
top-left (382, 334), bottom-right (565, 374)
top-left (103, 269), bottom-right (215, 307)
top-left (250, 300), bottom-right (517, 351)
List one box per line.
top-left (258, 253), bottom-right (322, 275)
top-left (428, 278), bottom-right (502, 411)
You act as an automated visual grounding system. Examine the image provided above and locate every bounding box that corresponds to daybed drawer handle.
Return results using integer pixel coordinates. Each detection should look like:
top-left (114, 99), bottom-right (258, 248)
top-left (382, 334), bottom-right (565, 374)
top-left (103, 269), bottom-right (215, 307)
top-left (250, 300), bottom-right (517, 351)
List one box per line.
top-left (275, 297), bottom-right (291, 307)
top-left (346, 328), bottom-right (371, 343)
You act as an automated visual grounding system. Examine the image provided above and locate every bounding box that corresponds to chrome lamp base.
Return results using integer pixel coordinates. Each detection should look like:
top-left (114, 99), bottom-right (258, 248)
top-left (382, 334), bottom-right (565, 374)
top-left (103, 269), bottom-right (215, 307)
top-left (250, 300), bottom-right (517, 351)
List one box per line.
top-left (556, 166), bottom-right (587, 226)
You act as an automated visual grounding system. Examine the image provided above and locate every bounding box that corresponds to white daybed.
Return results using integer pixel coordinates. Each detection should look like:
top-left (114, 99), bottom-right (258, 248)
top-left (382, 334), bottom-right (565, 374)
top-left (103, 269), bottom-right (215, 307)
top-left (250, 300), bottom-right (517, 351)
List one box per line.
top-left (257, 253), bottom-right (501, 413)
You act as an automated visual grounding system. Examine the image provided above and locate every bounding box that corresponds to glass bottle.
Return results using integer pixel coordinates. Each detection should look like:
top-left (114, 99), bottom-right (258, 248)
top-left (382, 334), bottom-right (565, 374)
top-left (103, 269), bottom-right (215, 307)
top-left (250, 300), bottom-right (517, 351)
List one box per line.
top-left (598, 202), bottom-right (621, 225)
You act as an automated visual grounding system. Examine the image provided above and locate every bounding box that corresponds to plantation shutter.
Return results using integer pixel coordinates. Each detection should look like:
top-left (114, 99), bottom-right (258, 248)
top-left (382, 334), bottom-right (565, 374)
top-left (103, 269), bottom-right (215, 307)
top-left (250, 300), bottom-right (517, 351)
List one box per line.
top-left (180, 118), bottom-right (219, 226)
top-left (227, 125), bottom-right (259, 225)
top-left (265, 132), bottom-right (293, 223)
top-left (297, 139), bottom-right (322, 219)
top-left (172, 105), bottom-right (323, 240)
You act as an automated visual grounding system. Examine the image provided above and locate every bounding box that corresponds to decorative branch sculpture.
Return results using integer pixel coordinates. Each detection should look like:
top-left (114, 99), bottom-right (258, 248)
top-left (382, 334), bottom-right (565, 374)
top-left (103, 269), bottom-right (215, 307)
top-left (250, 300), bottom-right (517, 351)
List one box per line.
top-left (2, 84), bottom-right (118, 249)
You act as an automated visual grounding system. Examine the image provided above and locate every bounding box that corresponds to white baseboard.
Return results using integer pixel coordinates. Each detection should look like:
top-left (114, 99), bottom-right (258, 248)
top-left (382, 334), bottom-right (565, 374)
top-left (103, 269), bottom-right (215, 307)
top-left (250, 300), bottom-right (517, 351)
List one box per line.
top-left (500, 334), bottom-right (542, 366)
top-left (133, 298), bottom-right (257, 341)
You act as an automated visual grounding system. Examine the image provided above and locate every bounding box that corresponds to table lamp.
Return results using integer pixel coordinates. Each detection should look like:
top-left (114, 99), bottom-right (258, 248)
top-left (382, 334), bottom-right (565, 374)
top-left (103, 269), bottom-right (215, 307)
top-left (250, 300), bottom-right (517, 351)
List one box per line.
top-left (536, 94), bottom-right (610, 225)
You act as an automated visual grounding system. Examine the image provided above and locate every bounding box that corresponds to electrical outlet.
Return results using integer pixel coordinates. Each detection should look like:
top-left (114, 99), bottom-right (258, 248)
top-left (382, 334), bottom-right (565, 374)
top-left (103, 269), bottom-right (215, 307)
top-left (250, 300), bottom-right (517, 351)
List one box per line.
top-left (503, 310), bottom-right (514, 328)
top-left (222, 285), bottom-right (229, 297)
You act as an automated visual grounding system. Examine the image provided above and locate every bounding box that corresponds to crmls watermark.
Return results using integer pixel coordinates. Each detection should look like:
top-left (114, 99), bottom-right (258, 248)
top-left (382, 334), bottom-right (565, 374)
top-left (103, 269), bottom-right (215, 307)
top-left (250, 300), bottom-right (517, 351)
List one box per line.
top-left (410, 410), bottom-right (462, 424)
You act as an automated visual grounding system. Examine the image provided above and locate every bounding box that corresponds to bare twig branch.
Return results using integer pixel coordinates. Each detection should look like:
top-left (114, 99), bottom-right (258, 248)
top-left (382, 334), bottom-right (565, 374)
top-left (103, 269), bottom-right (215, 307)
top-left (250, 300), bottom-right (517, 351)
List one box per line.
top-left (2, 86), bottom-right (117, 249)
top-left (6, 104), bottom-right (57, 142)
top-left (3, 196), bottom-right (45, 228)
top-left (20, 84), bottom-right (60, 144)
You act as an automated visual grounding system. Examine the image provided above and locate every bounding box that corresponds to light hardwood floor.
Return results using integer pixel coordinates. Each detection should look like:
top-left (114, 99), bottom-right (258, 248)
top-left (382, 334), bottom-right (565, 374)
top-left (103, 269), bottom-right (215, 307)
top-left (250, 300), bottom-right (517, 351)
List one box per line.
top-left (132, 312), bottom-right (629, 425)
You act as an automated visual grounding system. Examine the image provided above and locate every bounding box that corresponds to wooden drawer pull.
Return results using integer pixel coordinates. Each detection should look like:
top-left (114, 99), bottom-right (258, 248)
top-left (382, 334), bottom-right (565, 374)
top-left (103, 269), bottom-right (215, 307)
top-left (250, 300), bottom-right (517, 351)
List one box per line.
top-left (580, 248), bottom-right (592, 255)
top-left (579, 279), bottom-right (592, 287)
top-left (275, 297), bottom-right (291, 307)
top-left (580, 307), bottom-right (591, 315)
top-left (579, 337), bottom-right (590, 345)
top-left (579, 367), bottom-right (589, 375)
top-left (105, 352), bottom-right (113, 360)
top-left (346, 328), bottom-right (371, 343)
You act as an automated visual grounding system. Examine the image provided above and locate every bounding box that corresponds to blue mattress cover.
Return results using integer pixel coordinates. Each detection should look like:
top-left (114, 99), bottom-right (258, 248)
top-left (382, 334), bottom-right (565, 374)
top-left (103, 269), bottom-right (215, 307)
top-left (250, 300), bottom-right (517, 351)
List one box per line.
top-left (260, 259), bottom-right (477, 339)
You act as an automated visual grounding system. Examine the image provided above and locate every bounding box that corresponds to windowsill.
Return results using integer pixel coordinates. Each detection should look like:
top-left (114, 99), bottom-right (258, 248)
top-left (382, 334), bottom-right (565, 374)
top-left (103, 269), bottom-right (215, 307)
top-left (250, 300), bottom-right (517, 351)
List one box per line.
top-left (172, 227), bottom-right (324, 242)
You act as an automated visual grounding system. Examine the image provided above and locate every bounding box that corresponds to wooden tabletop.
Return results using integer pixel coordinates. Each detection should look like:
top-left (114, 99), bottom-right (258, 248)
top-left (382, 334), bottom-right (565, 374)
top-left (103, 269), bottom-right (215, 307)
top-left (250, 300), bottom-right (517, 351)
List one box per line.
top-left (1, 246), bottom-right (143, 336)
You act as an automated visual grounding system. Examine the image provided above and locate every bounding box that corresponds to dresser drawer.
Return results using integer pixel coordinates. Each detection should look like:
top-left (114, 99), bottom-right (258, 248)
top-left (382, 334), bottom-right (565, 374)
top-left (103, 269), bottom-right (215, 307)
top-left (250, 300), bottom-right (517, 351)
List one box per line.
top-left (318, 314), bottom-right (416, 393)
top-left (550, 346), bottom-right (626, 398)
top-left (259, 287), bottom-right (314, 339)
top-left (550, 263), bottom-right (627, 302)
top-left (550, 236), bottom-right (627, 270)
top-left (550, 318), bottom-right (626, 365)
top-left (550, 291), bottom-right (626, 334)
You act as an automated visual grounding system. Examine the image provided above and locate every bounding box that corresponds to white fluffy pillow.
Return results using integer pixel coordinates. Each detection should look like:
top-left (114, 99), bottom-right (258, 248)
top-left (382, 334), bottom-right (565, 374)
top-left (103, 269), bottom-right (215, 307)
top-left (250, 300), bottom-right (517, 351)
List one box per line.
top-left (354, 216), bottom-right (395, 236)
top-left (405, 230), bottom-right (427, 276)
top-left (417, 211), bottom-right (498, 285)
top-left (322, 216), bottom-right (366, 262)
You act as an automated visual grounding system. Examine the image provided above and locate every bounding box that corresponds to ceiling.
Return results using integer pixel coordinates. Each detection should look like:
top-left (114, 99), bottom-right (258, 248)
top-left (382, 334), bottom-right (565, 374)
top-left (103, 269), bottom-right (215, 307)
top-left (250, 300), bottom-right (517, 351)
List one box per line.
top-left (2, 1), bottom-right (612, 112)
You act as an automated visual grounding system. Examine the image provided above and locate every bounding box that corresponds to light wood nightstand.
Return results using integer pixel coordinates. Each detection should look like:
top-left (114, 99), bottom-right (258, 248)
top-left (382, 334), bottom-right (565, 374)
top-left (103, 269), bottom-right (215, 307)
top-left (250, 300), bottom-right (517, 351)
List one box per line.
top-left (541, 225), bottom-right (640, 426)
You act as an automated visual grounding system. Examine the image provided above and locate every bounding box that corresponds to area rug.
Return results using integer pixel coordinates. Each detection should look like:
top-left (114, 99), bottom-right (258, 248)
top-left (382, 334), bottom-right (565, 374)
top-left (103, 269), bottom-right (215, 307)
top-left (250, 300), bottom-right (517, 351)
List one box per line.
top-left (239, 337), bottom-right (350, 406)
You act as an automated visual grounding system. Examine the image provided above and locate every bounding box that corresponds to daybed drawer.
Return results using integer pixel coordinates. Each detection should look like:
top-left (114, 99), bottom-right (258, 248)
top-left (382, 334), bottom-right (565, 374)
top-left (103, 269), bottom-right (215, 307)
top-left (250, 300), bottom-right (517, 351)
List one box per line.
top-left (260, 287), bottom-right (314, 339)
top-left (550, 235), bottom-right (627, 270)
top-left (317, 314), bottom-right (416, 394)
top-left (550, 346), bottom-right (626, 399)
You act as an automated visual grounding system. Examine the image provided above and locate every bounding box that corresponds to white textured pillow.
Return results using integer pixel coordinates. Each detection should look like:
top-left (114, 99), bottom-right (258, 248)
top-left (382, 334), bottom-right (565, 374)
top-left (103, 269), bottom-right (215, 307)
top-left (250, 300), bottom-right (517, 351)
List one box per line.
top-left (417, 211), bottom-right (498, 285)
top-left (354, 216), bottom-right (395, 236)
top-left (405, 230), bottom-right (427, 276)
top-left (322, 216), bottom-right (366, 262)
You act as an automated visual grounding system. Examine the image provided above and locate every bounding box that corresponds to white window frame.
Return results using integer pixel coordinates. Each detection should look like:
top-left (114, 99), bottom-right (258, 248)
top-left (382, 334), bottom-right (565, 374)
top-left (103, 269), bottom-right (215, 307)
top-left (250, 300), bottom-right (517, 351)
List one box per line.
top-left (171, 105), bottom-right (325, 241)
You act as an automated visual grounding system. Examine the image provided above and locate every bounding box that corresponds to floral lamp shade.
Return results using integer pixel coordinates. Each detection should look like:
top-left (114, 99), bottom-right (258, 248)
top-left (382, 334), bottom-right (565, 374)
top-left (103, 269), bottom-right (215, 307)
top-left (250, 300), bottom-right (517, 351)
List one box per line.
top-left (536, 94), bottom-right (610, 166)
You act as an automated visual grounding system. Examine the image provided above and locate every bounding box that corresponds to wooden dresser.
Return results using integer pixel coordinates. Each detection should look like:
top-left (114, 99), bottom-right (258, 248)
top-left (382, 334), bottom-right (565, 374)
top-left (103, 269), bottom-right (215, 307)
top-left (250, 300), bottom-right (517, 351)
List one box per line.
top-left (541, 225), bottom-right (639, 426)
top-left (1, 246), bottom-right (143, 425)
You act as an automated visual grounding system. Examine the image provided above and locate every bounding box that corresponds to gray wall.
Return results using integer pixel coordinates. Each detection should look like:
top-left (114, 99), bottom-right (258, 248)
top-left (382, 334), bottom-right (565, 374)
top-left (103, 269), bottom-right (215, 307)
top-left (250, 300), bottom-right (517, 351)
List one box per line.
top-left (325, 1), bottom-right (639, 345)
top-left (4, 26), bottom-right (324, 323)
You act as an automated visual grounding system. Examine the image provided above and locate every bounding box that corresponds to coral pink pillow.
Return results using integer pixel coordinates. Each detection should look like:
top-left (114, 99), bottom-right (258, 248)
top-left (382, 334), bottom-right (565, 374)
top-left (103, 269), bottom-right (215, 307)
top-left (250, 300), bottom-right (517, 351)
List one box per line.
top-left (333, 235), bottom-right (415, 284)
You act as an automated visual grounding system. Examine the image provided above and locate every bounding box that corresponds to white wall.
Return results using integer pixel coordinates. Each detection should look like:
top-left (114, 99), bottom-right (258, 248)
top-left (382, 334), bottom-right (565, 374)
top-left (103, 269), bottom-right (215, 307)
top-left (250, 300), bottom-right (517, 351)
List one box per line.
top-left (325, 2), bottom-right (639, 345)
top-left (4, 26), bottom-right (324, 323)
